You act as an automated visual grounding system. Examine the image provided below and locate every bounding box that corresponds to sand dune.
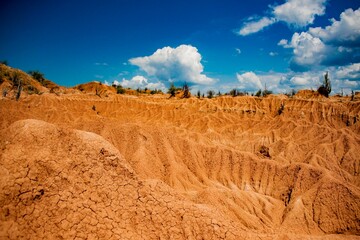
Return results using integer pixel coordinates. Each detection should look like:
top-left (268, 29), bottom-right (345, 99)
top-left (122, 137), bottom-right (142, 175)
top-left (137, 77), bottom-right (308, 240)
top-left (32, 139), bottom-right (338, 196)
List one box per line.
top-left (0, 90), bottom-right (360, 239)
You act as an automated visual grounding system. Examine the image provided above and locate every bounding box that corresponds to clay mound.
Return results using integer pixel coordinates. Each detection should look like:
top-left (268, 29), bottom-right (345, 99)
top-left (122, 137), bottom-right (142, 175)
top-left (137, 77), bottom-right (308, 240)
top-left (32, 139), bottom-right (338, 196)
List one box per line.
top-left (294, 90), bottom-right (324, 99)
top-left (73, 81), bottom-right (116, 97)
top-left (0, 119), bottom-right (250, 239)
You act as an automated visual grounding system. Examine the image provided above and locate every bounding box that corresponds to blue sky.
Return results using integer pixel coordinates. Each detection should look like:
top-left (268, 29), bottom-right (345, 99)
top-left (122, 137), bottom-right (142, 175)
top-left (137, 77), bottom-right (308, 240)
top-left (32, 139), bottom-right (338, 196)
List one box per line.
top-left (1, 0), bottom-right (359, 94)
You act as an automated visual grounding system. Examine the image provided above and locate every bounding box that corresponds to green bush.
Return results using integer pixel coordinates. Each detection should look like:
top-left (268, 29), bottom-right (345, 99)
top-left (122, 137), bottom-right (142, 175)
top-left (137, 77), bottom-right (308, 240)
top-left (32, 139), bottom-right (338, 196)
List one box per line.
top-left (168, 83), bottom-right (176, 97)
top-left (317, 72), bottom-right (331, 97)
top-left (28, 70), bottom-right (45, 85)
top-left (207, 90), bottom-right (215, 99)
top-left (116, 85), bottom-right (125, 94)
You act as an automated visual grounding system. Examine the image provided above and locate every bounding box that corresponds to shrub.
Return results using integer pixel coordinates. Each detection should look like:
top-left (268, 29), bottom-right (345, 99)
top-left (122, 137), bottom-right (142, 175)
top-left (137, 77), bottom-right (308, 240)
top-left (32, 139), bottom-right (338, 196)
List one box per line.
top-left (116, 85), bottom-right (125, 94)
top-left (168, 83), bottom-right (176, 98)
top-left (317, 72), bottom-right (331, 97)
top-left (182, 82), bottom-right (190, 98)
top-left (16, 79), bottom-right (22, 101)
top-left (262, 89), bottom-right (272, 97)
top-left (259, 145), bottom-right (270, 158)
top-left (255, 89), bottom-right (262, 97)
top-left (207, 90), bottom-right (215, 99)
top-left (28, 70), bottom-right (45, 85)
top-left (10, 72), bottom-right (21, 87)
top-left (2, 88), bottom-right (8, 97)
top-left (230, 89), bottom-right (238, 97)
top-left (197, 90), bottom-right (201, 98)
top-left (0, 60), bottom-right (8, 65)
top-left (278, 103), bottom-right (285, 115)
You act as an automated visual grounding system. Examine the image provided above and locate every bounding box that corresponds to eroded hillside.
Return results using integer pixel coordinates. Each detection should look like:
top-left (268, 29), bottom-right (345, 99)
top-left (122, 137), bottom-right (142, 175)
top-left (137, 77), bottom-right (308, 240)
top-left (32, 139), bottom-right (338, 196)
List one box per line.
top-left (1, 88), bottom-right (360, 239)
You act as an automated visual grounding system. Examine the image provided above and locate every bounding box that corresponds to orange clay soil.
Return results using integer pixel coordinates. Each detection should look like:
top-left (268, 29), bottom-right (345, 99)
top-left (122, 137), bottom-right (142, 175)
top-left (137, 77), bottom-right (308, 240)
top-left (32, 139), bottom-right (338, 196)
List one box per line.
top-left (0, 91), bottom-right (360, 239)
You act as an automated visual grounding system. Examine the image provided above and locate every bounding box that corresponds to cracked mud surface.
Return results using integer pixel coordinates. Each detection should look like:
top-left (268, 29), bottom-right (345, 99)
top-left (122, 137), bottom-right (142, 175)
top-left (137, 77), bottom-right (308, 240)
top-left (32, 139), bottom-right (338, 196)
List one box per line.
top-left (0, 94), bottom-right (360, 239)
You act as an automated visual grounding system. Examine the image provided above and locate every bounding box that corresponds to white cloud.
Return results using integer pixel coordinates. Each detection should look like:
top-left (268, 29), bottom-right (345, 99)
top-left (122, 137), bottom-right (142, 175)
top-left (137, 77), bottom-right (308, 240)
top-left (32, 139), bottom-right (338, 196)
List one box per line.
top-left (236, 0), bottom-right (327, 36)
top-left (236, 72), bottom-right (263, 91)
top-left (279, 8), bottom-right (360, 70)
top-left (309, 8), bottom-right (360, 46)
top-left (113, 75), bottom-right (166, 91)
top-left (235, 48), bottom-right (242, 55)
top-left (335, 63), bottom-right (360, 80)
top-left (234, 64), bottom-right (359, 94)
top-left (278, 39), bottom-right (291, 48)
top-left (129, 45), bottom-right (215, 85)
top-left (269, 52), bottom-right (278, 56)
top-left (94, 62), bottom-right (108, 66)
top-left (238, 17), bottom-right (276, 36)
top-left (288, 32), bottom-right (327, 68)
top-left (273, 0), bottom-right (327, 27)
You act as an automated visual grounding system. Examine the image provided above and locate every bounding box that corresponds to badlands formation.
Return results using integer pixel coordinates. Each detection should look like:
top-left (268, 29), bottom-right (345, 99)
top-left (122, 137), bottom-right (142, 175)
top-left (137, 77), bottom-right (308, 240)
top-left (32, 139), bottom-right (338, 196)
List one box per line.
top-left (0, 65), bottom-right (360, 239)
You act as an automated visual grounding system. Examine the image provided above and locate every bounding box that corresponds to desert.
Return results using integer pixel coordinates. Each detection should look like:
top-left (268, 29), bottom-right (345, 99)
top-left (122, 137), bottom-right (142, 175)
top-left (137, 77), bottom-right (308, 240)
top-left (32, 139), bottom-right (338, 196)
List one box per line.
top-left (0, 64), bottom-right (359, 239)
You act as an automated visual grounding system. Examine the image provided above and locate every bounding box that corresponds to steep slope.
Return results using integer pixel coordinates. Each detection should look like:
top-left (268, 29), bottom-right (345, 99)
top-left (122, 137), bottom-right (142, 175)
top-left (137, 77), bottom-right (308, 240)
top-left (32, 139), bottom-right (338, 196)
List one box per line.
top-left (0, 119), bottom-right (249, 239)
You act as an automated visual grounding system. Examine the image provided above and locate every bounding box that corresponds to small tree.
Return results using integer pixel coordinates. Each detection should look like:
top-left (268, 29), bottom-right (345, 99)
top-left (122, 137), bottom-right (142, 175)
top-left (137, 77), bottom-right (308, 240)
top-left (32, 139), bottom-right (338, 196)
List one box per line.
top-left (182, 82), bottom-right (190, 98)
top-left (317, 72), bottom-right (331, 97)
top-left (255, 89), bottom-right (262, 97)
top-left (116, 85), bottom-right (125, 94)
top-left (230, 88), bottom-right (238, 97)
top-left (207, 90), bottom-right (215, 99)
top-left (168, 83), bottom-right (176, 98)
top-left (16, 78), bottom-right (22, 101)
top-left (197, 90), bottom-right (201, 98)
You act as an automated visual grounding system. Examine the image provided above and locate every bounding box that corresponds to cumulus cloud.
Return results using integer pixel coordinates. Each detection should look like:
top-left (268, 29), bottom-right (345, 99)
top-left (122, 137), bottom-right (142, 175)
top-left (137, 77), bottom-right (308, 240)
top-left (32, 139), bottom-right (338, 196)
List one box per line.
top-left (236, 72), bottom-right (263, 91)
top-left (238, 17), bottom-right (276, 36)
top-left (237, 0), bottom-right (327, 36)
top-left (289, 73), bottom-right (321, 87)
top-left (129, 45), bottom-right (215, 85)
top-left (309, 8), bottom-right (360, 46)
top-left (234, 64), bottom-right (360, 94)
top-left (113, 75), bottom-right (166, 91)
top-left (273, 0), bottom-right (327, 27)
top-left (235, 48), bottom-right (242, 55)
top-left (288, 32), bottom-right (327, 69)
top-left (269, 52), bottom-right (278, 56)
top-left (335, 63), bottom-right (360, 80)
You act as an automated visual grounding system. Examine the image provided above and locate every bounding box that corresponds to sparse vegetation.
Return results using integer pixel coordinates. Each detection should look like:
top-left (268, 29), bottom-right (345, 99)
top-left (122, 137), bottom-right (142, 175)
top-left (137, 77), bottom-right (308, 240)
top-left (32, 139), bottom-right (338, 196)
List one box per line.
top-left (10, 72), bottom-right (21, 87)
top-left (28, 70), bottom-right (45, 85)
top-left (16, 78), bottom-right (22, 101)
top-left (278, 102), bottom-right (285, 115)
top-left (230, 88), bottom-right (238, 97)
top-left (0, 60), bottom-right (8, 65)
top-left (317, 72), bottom-right (331, 97)
top-left (197, 90), bottom-right (201, 98)
top-left (262, 89), bottom-right (273, 97)
top-left (168, 83), bottom-right (176, 98)
top-left (255, 89), bottom-right (262, 97)
top-left (182, 82), bottom-right (190, 98)
top-left (259, 145), bottom-right (270, 158)
top-left (207, 90), bottom-right (215, 99)
top-left (116, 85), bottom-right (125, 94)
top-left (285, 89), bottom-right (296, 98)
top-left (2, 88), bottom-right (8, 97)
